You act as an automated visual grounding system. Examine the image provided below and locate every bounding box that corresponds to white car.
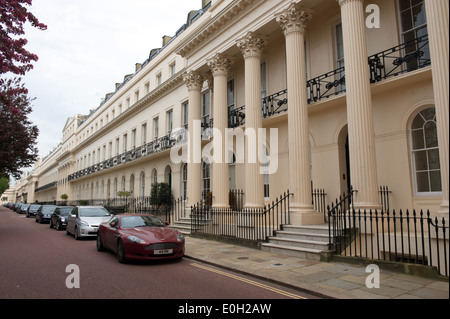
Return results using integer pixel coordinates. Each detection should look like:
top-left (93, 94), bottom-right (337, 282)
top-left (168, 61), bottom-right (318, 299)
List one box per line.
top-left (66, 206), bottom-right (112, 239)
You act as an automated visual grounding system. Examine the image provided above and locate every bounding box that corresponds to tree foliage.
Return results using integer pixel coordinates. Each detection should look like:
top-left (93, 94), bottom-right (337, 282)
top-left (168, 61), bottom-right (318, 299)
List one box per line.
top-left (1, 0), bottom-right (47, 76)
top-left (0, 78), bottom-right (39, 179)
top-left (0, 0), bottom-right (46, 178)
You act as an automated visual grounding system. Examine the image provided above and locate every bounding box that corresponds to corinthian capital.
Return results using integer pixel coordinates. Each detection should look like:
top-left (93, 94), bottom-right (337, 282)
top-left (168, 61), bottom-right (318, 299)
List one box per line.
top-left (275, 4), bottom-right (312, 36)
top-left (207, 53), bottom-right (233, 77)
top-left (236, 32), bottom-right (266, 59)
top-left (183, 70), bottom-right (204, 91)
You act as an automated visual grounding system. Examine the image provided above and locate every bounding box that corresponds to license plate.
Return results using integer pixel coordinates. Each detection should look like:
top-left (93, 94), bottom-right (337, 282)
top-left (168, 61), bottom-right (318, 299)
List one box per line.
top-left (154, 249), bottom-right (173, 255)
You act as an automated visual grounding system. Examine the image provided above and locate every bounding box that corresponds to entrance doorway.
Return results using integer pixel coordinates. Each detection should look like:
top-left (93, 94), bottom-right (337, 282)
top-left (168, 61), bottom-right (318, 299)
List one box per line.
top-left (338, 125), bottom-right (351, 196)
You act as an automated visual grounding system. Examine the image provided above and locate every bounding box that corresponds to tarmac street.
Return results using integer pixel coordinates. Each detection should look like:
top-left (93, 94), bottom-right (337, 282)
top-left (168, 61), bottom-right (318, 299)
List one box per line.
top-left (0, 205), bottom-right (448, 302)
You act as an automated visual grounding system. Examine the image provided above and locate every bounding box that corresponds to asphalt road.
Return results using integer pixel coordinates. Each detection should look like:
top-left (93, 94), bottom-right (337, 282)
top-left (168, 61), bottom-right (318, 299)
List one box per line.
top-left (0, 206), bottom-right (316, 303)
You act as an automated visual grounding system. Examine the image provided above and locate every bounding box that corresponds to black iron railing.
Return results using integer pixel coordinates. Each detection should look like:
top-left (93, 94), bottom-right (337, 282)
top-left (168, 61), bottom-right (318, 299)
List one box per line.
top-left (228, 106), bottom-right (245, 128)
top-left (307, 66), bottom-right (346, 104)
top-left (191, 190), bottom-right (291, 244)
top-left (327, 189), bottom-right (449, 276)
top-left (262, 89), bottom-right (288, 118)
top-left (68, 129), bottom-right (187, 182)
top-left (368, 34), bottom-right (430, 83)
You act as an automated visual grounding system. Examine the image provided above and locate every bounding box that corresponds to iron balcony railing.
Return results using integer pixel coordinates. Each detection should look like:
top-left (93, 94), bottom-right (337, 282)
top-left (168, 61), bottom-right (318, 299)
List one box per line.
top-left (68, 129), bottom-right (187, 182)
top-left (306, 34), bottom-right (430, 104)
top-left (368, 34), bottom-right (430, 83)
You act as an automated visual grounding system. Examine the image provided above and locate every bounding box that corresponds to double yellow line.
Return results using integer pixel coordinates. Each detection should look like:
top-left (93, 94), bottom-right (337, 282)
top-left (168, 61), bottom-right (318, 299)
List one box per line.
top-left (191, 263), bottom-right (307, 299)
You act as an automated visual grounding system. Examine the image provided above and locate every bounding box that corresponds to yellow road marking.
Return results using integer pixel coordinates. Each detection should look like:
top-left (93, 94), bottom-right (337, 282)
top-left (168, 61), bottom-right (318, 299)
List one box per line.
top-left (191, 263), bottom-right (307, 299)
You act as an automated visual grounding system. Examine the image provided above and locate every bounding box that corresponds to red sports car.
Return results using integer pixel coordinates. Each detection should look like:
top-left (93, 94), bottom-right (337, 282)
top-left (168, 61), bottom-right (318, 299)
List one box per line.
top-left (96, 214), bottom-right (185, 263)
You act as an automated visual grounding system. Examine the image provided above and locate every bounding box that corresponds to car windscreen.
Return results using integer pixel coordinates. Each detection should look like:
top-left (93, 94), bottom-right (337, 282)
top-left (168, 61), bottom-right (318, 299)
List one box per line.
top-left (42, 206), bottom-right (57, 213)
top-left (79, 207), bottom-right (110, 217)
top-left (59, 207), bottom-right (74, 215)
top-left (120, 215), bottom-right (165, 228)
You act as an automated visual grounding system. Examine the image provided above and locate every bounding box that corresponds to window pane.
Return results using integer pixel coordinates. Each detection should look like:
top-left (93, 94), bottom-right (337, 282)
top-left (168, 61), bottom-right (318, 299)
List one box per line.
top-left (411, 129), bottom-right (424, 150)
top-left (421, 107), bottom-right (435, 121)
top-left (414, 150), bottom-right (428, 170)
top-left (416, 172), bottom-right (430, 192)
top-left (412, 3), bottom-right (426, 28)
top-left (411, 113), bottom-right (424, 129)
top-left (424, 121), bottom-right (438, 148)
top-left (430, 171), bottom-right (442, 192)
top-left (401, 10), bottom-right (413, 32)
top-left (399, 0), bottom-right (411, 11)
top-left (428, 149), bottom-right (440, 170)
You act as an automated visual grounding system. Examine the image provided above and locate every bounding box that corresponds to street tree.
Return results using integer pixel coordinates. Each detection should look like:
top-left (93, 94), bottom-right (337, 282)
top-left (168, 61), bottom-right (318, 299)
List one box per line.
top-left (0, 0), bottom-right (46, 178)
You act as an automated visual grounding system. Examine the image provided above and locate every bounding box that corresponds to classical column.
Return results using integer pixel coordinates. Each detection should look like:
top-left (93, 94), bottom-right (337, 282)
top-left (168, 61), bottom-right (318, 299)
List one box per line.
top-left (237, 32), bottom-right (265, 209)
top-left (207, 53), bottom-right (232, 208)
top-left (338, 0), bottom-right (380, 210)
top-left (424, 0), bottom-right (449, 216)
top-left (183, 70), bottom-right (204, 210)
top-left (276, 4), bottom-right (321, 225)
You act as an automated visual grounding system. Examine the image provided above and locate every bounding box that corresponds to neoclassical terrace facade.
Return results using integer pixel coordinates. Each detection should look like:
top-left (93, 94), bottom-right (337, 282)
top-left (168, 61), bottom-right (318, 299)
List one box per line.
top-left (8, 0), bottom-right (448, 223)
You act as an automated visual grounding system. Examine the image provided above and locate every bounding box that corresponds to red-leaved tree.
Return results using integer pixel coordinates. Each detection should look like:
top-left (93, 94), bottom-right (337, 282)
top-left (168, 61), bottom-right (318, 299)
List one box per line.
top-left (0, 0), bottom-right (46, 178)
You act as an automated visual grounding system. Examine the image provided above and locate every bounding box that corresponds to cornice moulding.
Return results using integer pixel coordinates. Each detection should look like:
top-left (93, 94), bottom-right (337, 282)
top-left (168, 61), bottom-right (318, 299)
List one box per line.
top-left (176, 0), bottom-right (255, 58)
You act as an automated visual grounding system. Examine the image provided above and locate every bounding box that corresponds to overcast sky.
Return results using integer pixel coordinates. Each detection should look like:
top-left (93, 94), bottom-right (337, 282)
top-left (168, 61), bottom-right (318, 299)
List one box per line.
top-left (21, 0), bottom-right (200, 163)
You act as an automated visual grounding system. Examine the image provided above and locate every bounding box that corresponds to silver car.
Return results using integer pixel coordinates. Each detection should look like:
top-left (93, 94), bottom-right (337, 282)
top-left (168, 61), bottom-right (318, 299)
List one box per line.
top-left (66, 206), bottom-right (112, 239)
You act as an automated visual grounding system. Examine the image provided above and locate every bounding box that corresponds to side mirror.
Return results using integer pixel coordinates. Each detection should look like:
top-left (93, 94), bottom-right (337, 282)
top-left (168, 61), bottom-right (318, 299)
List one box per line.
top-left (164, 221), bottom-right (169, 226)
top-left (110, 222), bottom-right (117, 228)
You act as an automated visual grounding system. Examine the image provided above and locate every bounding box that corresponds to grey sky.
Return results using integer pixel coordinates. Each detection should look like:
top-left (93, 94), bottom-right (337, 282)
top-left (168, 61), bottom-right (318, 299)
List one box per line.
top-left (21, 0), bottom-right (200, 160)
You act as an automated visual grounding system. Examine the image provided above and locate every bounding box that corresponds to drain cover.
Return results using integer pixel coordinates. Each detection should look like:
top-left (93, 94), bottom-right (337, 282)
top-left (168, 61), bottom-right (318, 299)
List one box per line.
top-left (237, 257), bottom-right (249, 260)
top-left (273, 263), bottom-right (284, 267)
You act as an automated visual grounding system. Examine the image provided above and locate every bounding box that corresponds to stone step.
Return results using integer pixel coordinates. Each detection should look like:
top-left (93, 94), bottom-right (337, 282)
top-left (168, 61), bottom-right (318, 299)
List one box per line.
top-left (267, 237), bottom-right (330, 250)
top-left (261, 243), bottom-right (327, 261)
top-left (274, 230), bottom-right (330, 242)
top-left (282, 224), bottom-right (330, 235)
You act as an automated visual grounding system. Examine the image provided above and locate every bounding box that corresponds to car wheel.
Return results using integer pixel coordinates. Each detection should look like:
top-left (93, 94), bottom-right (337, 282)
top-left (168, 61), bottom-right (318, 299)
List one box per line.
top-left (97, 233), bottom-right (105, 252)
top-left (116, 239), bottom-right (126, 263)
top-left (49, 220), bottom-right (53, 228)
top-left (74, 227), bottom-right (80, 240)
top-left (56, 221), bottom-right (61, 231)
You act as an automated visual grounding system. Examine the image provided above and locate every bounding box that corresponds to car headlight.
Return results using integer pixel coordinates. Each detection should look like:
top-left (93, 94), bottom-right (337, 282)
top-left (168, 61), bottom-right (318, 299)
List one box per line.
top-left (127, 236), bottom-right (146, 244)
top-left (60, 217), bottom-right (66, 222)
top-left (176, 233), bottom-right (185, 242)
top-left (80, 220), bottom-right (89, 227)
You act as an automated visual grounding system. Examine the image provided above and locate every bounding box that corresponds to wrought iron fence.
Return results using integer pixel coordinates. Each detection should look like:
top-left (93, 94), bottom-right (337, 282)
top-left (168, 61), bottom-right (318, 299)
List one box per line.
top-left (191, 191), bottom-right (291, 244)
top-left (328, 197), bottom-right (449, 276)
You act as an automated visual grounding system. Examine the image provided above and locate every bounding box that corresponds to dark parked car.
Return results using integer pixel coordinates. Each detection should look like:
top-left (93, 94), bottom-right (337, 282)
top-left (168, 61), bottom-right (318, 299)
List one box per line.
top-left (14, 203), bottom-right (23, 213)
top-left (26, 204), bottom-right (42, 218)
top-left (19, 204), bottom-right (30, 214)
top-left (36, 205), bottom-right (58, 224)
top-left (97, 214), bottom-right (185, 263)
top-left (50, 206), bottom-right (75, 230)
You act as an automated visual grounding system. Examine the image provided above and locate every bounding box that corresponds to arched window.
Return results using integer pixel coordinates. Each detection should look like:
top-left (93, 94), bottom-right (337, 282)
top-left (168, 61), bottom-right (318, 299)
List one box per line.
top-left (410, 107), bottom-right (441, 194)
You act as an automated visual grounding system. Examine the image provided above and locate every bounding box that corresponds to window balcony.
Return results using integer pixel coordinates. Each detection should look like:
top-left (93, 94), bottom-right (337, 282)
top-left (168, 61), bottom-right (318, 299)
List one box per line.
top-left (227, 35), bottom-right (430, 127)
top-left (68, 129), bottom-right (187, 182)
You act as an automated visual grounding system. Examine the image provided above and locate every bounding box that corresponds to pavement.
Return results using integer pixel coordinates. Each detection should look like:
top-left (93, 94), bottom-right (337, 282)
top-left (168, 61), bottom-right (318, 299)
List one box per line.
top-left (184, 236), bottom-right (449, 299)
